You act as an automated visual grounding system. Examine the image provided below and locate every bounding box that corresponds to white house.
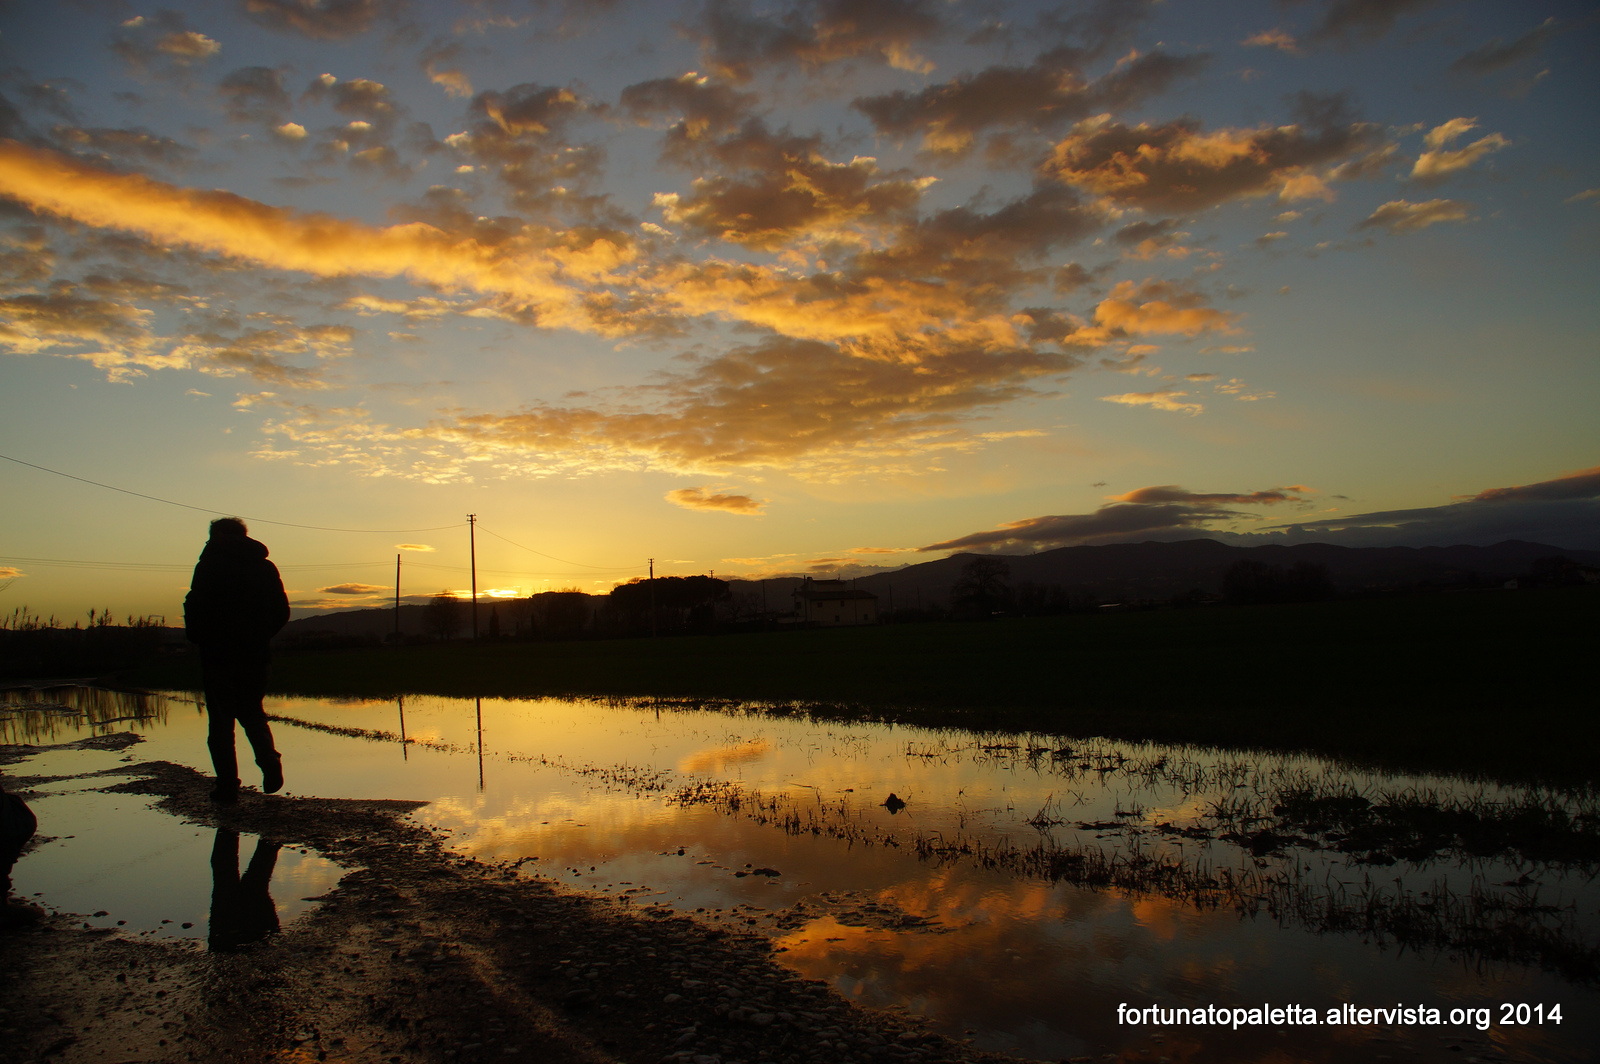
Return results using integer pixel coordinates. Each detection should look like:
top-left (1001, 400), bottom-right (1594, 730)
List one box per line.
top-left (793, 578), bottom-right (878, 626)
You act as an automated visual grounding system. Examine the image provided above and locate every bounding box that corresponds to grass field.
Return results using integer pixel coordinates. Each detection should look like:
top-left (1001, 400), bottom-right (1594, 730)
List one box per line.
top-left (124, 587), bottom-right (1597, 788)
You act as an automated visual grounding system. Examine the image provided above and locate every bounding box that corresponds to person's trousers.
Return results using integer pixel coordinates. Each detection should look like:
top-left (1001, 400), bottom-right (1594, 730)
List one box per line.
top-left (200, 643), bottom-right (277, 784)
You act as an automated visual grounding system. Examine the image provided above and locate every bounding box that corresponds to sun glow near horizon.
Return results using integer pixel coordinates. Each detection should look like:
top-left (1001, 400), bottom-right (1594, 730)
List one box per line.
top-left (0, 1), bottom-right (1595, 621)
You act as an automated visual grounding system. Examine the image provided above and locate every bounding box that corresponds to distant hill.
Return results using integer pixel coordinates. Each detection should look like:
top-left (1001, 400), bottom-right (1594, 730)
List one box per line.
top-left (280, 603), bottom-right (432, 644)
top-left (835, 538), bottom-right (1600, 607)
top-left (281, 539), bottom-right (1599, 638)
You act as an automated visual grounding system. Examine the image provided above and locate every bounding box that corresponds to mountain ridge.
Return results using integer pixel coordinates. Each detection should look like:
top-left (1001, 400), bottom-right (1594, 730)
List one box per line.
top-left (283, 537), bottom-right (1598, 637)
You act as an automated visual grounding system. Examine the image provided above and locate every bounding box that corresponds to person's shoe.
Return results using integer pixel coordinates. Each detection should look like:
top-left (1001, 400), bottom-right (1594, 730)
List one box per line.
top-left (258, 755), bottom-right (283, 795)
top-left (210, 778), bottom-right (240, 804)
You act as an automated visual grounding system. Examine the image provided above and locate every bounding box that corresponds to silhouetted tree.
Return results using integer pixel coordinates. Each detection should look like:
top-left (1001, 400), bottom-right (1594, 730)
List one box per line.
top-left (604, 575), bottom-right (730, 635)
top-left (529, 590), bottom-right (593, 639)
top-left (1525, 556), bottom-right (1593, 588)
top-left (1223, 560), bottom-right (1333, 604)
top-left (952, 556), bottom-right (1012, 618)
top-left (424, 591), bottom-right (462, 641)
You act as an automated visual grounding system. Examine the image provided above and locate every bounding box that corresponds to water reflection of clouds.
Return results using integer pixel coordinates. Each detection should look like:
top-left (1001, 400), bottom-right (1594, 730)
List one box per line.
top-left (1127, 895), bottom-right (1186, 941)
top-left (677, 738), bottom-right (772, 774)
top-left (20, 687), bottom-right (1598, 1064)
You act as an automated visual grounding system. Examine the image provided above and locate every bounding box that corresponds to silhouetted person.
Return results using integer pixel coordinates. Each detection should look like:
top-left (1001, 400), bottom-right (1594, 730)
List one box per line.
top-left (208, 827), bottom-right (281, 951)
top-left (184, 517), bottom-right (290, 803)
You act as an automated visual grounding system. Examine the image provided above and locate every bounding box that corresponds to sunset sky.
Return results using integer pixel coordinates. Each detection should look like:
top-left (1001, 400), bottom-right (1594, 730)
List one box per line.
top-left (2, 0), bottom-right (1597, 623)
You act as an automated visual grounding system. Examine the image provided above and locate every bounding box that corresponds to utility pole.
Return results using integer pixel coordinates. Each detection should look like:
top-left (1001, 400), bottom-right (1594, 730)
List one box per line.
top-left (648, 557), bottom-right (656, 638)
top-left (394, 553), bottom-right (401, 645)
top-left (468, 514), bottom-right (479, 642)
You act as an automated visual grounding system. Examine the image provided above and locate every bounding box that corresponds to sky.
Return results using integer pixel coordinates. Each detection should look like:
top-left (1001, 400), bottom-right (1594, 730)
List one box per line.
top-left (1, 0), bottom-right (1597, 623)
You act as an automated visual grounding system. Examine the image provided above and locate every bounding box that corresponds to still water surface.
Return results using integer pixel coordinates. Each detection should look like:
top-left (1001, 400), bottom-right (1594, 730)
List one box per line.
top-left (3, 686), bottom-right (1596, 1063)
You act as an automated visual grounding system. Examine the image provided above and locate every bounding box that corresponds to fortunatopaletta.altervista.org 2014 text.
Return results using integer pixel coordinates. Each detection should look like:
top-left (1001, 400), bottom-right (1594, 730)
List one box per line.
top-left (1116, 1003), bottom-right (1564, 1032)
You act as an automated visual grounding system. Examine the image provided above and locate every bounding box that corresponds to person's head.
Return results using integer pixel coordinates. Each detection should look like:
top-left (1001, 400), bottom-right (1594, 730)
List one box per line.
top-left (209, 517), bottom-right (249, 539)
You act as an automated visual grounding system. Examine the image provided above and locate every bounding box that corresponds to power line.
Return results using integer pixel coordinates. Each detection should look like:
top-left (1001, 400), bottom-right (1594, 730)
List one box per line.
top-left (0, 555), bottom-right (390, 573)
top-left (474, 523), bottom-right (640, 571)
top-left (2, 454), bottom-right (646, 578)
top-left (0, 452), bottom-right (460, 534)
top-left (403, 560), bottom-right (625, 579)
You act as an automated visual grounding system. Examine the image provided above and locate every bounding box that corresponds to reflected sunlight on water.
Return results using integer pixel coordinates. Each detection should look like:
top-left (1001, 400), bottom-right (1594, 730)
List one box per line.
top-left (2, 685), bottom-right (1595, 1063)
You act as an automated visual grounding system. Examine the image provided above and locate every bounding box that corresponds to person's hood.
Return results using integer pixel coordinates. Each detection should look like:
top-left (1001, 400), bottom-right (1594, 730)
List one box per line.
top-left (203, 534), bottom-right (270, 562)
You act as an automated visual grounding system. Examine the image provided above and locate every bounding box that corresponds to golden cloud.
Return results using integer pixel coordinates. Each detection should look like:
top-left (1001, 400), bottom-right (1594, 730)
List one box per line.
top-left (1099, 389), bottom-right (1202, 415)
top-left (428, 333), bottom-right (1083, 473)
top-left (167, 325), bottom-right (353, 387)
top-left (1242, 29), bottom-right (1299, 53)
top-left (621, 73), bottom-right (759, 145)
top-left (158, 31), bottom-right (221, 60)
top-left (854, 50), bottom-right (1207, 157)
top-left (427, 65), bottom-right (474, 99)
top-left (1043, 114), bottom-right (1380, 213)
top-left (657, 135), bottom-right (929, 249)
top-left (665, 488), bottom-right (767, 515)
top-left (1089, 280), bottom-right (1239, 339)
top-left (0, 135), bottom-right (1227, 476)
top-left (0, 139), bottom-right (603, 332)
top-left (1110, 485), bottom-right (1311, 506)
top-left (1358, 198), bottom-right (1473, 233)
top-left (1410, 118), bottom-right (1509, 184)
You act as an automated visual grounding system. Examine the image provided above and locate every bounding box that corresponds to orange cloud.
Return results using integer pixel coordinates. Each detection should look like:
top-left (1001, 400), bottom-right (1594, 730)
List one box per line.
top-left (1110, 485), bottom-right (1311, 506)
top-left (665, 488), bottom-right (767, 515)
top-left (1099, 389), bottom-right (1202, 415)
top-left (1089, 280), bottom-right (1239, 339)
top-left (0, 139), bottom-right (598, 331)
top-left (854, 50), bottom-right (1206, 157)
top-left (1242, 29), bottom-right (1300, 53)
top-left (427, 334), bottom-right (1082, 474)
top-left (1043, 114), bottom-right (1381, 212)
top-left (1410, 118), bottom-right (1509, 184)
top-left (655, 137), bottom-right (929, 249)
top-left (1358, 199), bottom-right (1473, 233)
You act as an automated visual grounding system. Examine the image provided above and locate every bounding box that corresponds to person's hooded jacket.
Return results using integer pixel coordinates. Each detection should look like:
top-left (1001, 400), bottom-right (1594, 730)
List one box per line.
top-left (184, 533), bottom-right (290, 647)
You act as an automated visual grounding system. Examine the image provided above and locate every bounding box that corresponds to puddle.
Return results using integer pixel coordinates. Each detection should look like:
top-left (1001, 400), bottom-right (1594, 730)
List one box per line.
top-left (2, 685), bottom-right (1596, 1062)
top-left (3, 705), bottom-right (343, 946)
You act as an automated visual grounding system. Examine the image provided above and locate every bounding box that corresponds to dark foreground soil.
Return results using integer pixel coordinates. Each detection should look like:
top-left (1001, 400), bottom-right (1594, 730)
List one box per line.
top-left (0, 739), bottom-right (1033, 1064)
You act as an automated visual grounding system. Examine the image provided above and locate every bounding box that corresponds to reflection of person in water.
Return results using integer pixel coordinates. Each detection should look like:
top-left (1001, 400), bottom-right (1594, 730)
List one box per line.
top-left (184, 517), bottom-right (290, 804)
top-left (208, 827), bottom-right (281, 952)
top-left (1, 778), bottom-right (41, 927)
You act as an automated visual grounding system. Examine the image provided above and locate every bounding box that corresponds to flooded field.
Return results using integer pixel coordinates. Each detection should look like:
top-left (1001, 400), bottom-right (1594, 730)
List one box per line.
top-left (4, 685), bottom-right (1597, 1063)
